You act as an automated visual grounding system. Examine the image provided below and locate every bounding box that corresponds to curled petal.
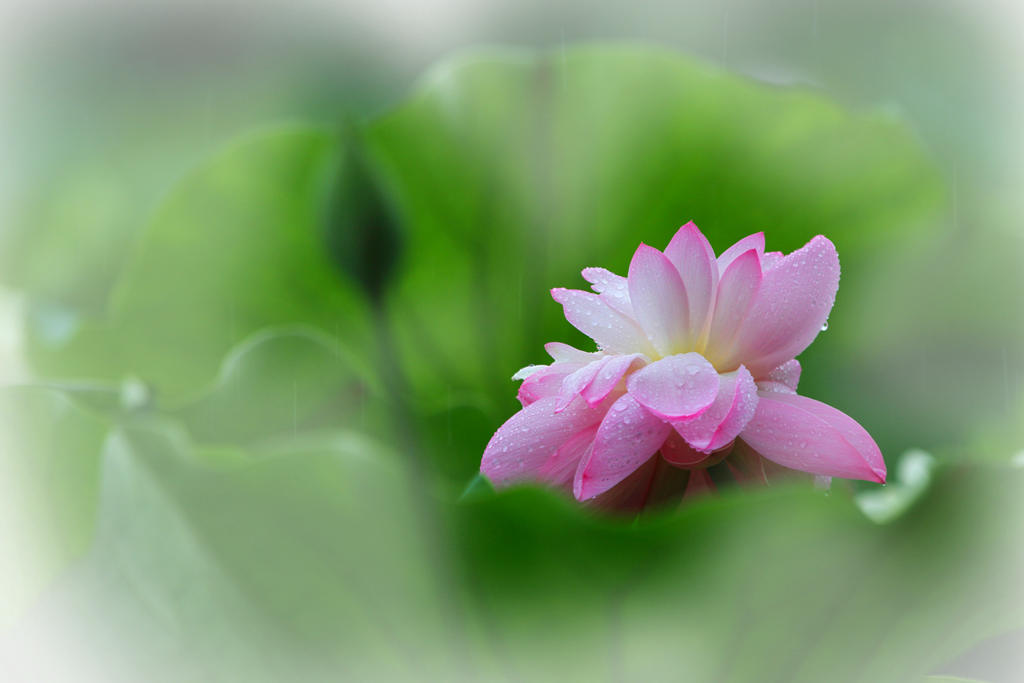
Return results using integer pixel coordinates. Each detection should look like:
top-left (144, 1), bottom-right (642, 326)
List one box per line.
top-left (551, 288), bottom-right (654, 355)
top-left (672, 366), bottom-right (758, 452)
top-left (739, 391), bottom-right (886, 482)
top-left (580, 353), bottom-right (645, 407)
top-left (518, 363), bottom-right (581, 406)
top-left (628, 244), bottom-right (690, 356)
top-left (556, 359), bottom-right (607, 412)
top-left (729, 235), bottom-right (840, 377)
top-left (582, 267), bottom-right (633, 317)
top-left (717, 232), bottom-right (765, 273)
top-left (664, 222), bottom-right (718, 345)
top-left (482, 396), bottom-right (606, 487)
top-left (573, 394), bottom-right (672, 500)
top-left (705, 248), bottom-right (762, 368)
top-left (626, 353), bottom-right (720, 420)
top-left (555, 353), bottom-right (644, 411)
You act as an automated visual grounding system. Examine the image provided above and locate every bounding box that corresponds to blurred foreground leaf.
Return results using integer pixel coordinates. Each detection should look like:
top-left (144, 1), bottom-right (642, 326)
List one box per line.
top-left (0, 387), bottom-right (108, 626)
top-left (3, 419), bottom-right (456, 682)
top-left (453, 465), bottom-right (1023, 682)
top-left (7, 427), bottom-right (1020, 681)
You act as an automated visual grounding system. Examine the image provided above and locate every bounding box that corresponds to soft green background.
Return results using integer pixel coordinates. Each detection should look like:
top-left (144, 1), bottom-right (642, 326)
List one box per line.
top-left (2, 2), bottom-right (1022, 681)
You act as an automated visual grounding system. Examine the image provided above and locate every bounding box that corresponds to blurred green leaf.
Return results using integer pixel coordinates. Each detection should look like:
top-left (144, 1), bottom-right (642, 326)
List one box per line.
top-left (366, 46), bottom-right (943, 419)
top-left (10, 412), bottom-right (1021, 682)
top-left (172, 326), bottom-right (387, 446)
top-left (0, 162), bottom-right (147, 310)
top-left (21, 302), bottom-right (126, 382)
top-left (454, 464), bottom-right (1023, 682)
top-left (56, 125), bottom-right (375, 401)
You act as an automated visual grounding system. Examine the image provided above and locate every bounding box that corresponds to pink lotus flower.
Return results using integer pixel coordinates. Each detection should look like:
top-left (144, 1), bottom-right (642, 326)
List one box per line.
top-left (480, 222), bottom-right (885, 511)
